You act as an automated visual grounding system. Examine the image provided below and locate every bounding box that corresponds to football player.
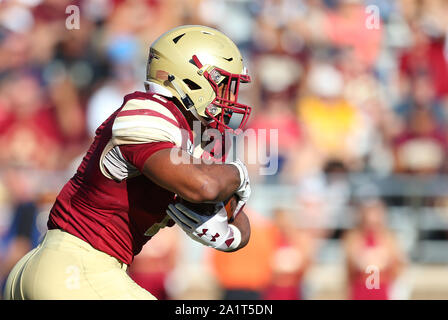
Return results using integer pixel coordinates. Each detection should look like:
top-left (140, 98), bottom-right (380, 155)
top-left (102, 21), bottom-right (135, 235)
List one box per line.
top-left (4, 25), bottom-right (252, 300)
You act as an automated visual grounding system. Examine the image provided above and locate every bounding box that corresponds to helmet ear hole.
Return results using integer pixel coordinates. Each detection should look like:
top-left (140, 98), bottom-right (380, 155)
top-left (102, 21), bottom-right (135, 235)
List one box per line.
top-left (183, 79), bottom-right (201, 90)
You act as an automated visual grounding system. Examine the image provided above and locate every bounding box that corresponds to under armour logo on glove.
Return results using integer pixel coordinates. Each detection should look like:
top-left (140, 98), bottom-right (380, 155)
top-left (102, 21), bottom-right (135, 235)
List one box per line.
top-left (166, 202), bottom-right (241, 251)
top-left (210, 233), bottom-right (220, 242)
top-left (197, 229), bottom-right (219, 242)
top-left (198, 229), bottom-right (208, 237)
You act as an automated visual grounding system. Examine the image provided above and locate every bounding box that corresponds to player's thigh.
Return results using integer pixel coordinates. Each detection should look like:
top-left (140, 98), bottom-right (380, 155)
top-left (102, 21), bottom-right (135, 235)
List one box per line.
top-left (84, 266), bottom-right (157, 300)
top-left (3, 247), bottom-right (38, 300)
top-left (19, 245), bottom-right (102, 299)
top-left (28, 245), bottom-right (157, 299)
top-left (5, 232), bottom-right (157, 299)
top-left (16, 247), bottom-right (154, 299)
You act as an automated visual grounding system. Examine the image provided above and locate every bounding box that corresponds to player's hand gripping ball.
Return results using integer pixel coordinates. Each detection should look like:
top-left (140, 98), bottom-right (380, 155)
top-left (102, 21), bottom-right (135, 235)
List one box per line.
top-left (166, 194), bottom-right (241, 251)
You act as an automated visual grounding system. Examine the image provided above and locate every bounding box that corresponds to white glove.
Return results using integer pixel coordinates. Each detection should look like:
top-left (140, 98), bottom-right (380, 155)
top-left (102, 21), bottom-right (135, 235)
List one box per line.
top-left (166, 202), bottom-right (241, 251)
top-left (229, 158), bottom-right (251, 218)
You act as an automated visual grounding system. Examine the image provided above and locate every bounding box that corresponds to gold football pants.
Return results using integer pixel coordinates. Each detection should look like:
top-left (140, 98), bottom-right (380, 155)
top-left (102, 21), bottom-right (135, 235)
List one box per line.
top-left (3, 229), bottom-right (156, 300)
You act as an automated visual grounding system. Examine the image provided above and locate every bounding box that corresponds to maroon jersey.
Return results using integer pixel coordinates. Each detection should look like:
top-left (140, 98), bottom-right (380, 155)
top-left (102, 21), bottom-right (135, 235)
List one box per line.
top-left (48, 91), bottom-right (193, 265)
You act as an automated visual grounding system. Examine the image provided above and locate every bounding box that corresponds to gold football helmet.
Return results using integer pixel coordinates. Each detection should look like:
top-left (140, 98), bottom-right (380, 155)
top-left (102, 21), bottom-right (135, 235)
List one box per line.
top-left (145, 25), bottom-right (252, 132)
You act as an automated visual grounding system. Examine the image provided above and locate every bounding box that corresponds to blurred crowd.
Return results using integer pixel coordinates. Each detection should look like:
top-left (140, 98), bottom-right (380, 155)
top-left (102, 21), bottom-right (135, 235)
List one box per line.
top-left (1, 0), bottom-right (448, 299)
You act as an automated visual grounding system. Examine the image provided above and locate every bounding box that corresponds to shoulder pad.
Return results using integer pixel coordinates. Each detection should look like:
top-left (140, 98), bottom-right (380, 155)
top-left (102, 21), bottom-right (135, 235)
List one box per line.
top-left (112, 96), bottom-right (185, 146)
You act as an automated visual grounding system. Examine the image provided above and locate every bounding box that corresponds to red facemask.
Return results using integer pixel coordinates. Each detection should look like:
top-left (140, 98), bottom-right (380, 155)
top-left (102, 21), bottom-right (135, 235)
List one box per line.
top-left (192, 55), bottom-right (252, 133)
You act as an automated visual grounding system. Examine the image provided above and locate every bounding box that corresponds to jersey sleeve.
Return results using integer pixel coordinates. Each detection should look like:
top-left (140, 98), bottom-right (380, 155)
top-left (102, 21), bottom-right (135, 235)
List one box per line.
top-left (119, 141), bottom-right (175, 172)
top-left (111, 97), bottom-right (185, 147)
top-left (100, 96), bottom-right (189, 181)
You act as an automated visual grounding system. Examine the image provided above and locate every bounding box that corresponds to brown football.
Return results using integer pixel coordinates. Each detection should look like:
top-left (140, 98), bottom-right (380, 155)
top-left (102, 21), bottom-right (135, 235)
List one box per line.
top-left (177, 194), bottom-right (238, 222)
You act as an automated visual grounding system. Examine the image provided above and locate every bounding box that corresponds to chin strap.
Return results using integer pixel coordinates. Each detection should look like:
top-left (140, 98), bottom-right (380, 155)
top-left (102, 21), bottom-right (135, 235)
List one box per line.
top-left (145, 79), bottom-right (209, 126)
top-left (168, 75), bottom-right (211, 126)
top-left (167, 74), bottom-right (194, 109)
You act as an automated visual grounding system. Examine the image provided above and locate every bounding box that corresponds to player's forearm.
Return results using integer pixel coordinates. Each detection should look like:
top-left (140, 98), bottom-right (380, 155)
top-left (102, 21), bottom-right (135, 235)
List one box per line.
top-left (142, 148), bottom-right (241, 203)
top-left (190, 163), bottom-right (241, 203)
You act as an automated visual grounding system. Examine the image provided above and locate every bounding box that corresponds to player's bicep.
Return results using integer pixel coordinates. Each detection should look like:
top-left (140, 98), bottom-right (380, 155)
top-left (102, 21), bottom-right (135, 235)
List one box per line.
top-left (141, 147), bottom-right (217, 203)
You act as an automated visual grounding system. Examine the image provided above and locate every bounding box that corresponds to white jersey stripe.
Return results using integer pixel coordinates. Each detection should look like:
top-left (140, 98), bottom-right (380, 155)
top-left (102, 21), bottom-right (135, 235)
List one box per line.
top-left (112, 116), bottom-right (183, 146)
top-left (120, 99), bottom-right (179, 123)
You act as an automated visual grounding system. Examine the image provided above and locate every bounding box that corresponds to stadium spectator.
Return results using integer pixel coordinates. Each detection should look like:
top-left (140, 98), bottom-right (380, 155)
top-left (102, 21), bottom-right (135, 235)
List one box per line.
top-left (248, 90), bottom-right (302, 182)
top-left (0, 72), bottom-right (64, 169)
top-left (343, 196), bottom-right (406, 300)
top-left (262, 208), bottom-right (314, 300)
top-left (0, 168), bottom-right (41, 299)
top-left (296, 62), bottom-right (363, 169)
top-left (323, 0), bottom-right (383, 68)
top-left (392, 104), bottom-right (448, 175)
top-left (398, 20), bottom-right (448, 99)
